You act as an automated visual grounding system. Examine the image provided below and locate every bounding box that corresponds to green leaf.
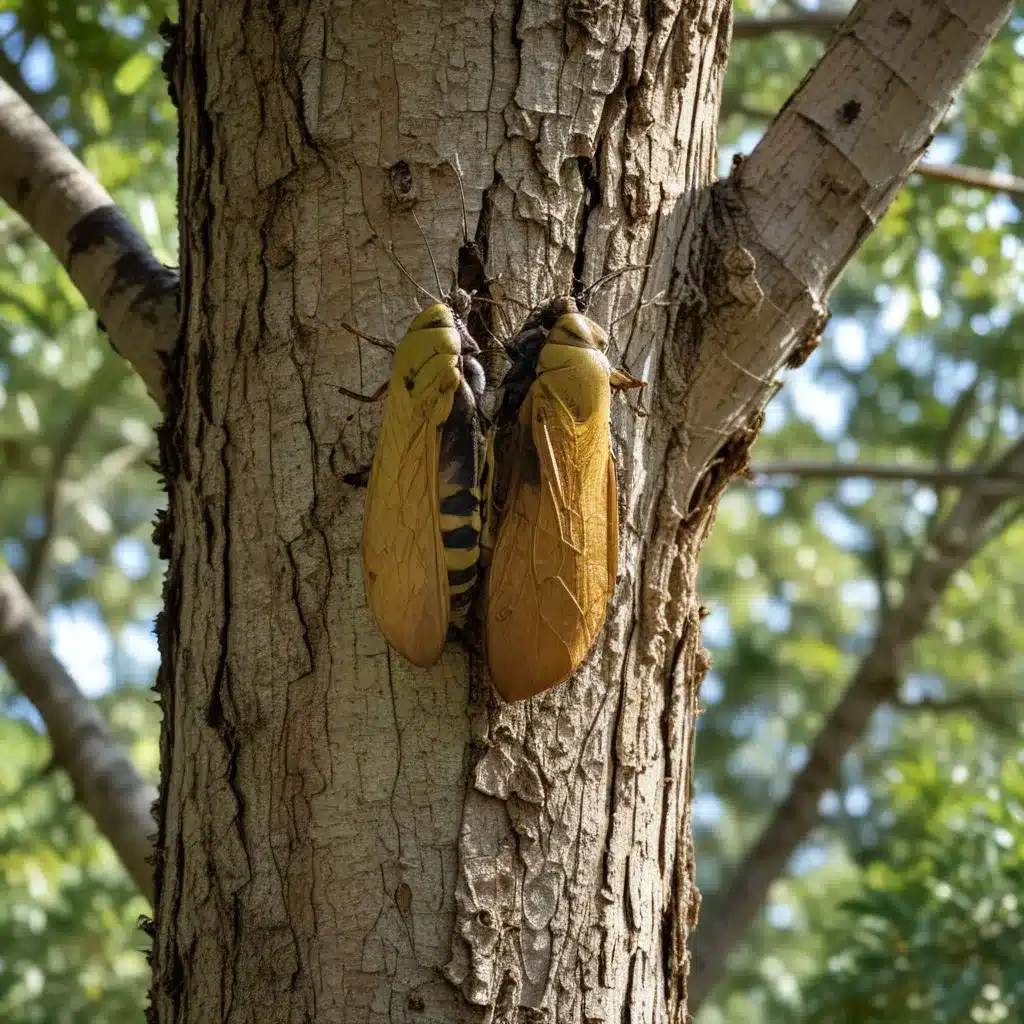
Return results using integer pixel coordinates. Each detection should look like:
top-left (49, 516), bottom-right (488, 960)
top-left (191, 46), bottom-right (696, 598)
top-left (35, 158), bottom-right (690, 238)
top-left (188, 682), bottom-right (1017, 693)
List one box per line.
top-left (82, 89), bottom-right (111, 136)
top-left (113, 52), bottom-right (156, 96)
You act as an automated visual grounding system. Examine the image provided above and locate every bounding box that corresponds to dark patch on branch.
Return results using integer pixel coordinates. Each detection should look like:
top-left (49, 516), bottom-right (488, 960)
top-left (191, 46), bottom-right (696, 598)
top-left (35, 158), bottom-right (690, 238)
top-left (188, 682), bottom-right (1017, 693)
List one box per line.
top-left (685, 410), bottom-right (764, 524)
top-left (839, 99), bottom-right (862, 124)
top-left (66, 205), bottom-right (179, 321)
top-left (784, 309), bottom-right (829, 368)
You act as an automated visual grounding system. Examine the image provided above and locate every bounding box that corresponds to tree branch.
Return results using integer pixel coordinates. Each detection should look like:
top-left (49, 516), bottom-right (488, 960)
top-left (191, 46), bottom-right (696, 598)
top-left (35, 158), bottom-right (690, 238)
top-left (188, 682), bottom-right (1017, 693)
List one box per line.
top-left (733, 12), bottom-right (847, 41)
top-left (936, 376), bottom-right (983, 468)
top-left (749, 460), bottom-right (1024, 493)
top-left (676, 0), bottom-right (1014, 507)
top-left (61, 437), bottom-right (157, 504)
top-left (915, 161), bottom-right (1024, 196)
top-left (687, 433), bottom-right (1024, 1011)
top-left (0, 47), bottom-right (39, 109)
top-left (716, 151), bottom-right (1023, 203)
top-left (0, 77), bottom-right (176, 406)
top-left (0, 567), bottom-right (155, 901)
top-left (894, 691), bottom-right (1024, 736)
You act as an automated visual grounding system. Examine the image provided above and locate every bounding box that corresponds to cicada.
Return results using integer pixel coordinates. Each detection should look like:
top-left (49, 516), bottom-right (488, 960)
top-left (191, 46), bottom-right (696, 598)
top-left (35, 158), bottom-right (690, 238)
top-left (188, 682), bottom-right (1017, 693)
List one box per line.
top-left (483, 298), bottom-right (644, 701)
top-left (343, 293), bottom-right (487, 667)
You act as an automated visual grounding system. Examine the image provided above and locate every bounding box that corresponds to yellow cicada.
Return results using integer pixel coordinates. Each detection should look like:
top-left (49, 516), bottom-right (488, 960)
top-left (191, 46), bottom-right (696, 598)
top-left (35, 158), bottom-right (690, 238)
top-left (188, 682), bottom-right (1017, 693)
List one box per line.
top-left (343, 294), bottom-right (487, 667)
top-left (484, 298), bottom-right (644, 701)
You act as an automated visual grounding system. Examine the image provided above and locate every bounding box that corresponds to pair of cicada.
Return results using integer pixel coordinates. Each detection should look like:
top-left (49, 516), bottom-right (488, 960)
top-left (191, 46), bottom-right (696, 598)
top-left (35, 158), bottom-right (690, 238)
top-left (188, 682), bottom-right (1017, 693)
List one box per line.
top-left (347, 289), bottom-right (642, 701)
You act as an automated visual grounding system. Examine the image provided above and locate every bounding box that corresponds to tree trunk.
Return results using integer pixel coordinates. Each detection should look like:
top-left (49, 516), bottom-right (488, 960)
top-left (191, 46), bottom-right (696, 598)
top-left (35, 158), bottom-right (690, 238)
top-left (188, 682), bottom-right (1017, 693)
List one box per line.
top-left (143, 0), bottom-right (1012, 1022)
top-left (150, 2), bottom-right (730, 1021)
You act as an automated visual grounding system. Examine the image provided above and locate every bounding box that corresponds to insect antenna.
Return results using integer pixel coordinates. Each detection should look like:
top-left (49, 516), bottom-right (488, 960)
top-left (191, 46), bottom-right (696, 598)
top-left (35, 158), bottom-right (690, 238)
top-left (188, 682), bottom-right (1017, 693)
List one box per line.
top-left (381, 236), bottom-right (442, 308)
top-left (465, 294), bottom-right (516, 340)
top-left (339, 321), bottom-right (397, 354)
top-left (611, 287), bottom-right (669, 328)
top-left (448, 154), bottom-right (470, 248)
top-left (410, 208), bottom-right (447, 302)
top-left (491, 292), bottom-right (536, 326)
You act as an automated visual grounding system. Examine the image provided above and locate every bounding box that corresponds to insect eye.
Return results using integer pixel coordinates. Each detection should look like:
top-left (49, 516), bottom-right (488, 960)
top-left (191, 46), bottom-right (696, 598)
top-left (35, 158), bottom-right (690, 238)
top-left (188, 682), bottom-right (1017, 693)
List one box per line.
top-left (404, 374), bottom-right (416, 391)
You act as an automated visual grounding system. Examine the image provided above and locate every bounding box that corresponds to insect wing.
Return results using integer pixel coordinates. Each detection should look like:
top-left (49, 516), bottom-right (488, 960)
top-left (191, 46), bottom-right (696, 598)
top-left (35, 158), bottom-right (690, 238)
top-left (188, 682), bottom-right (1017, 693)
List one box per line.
top-left (486, 344), bottom-right (618, 700)
top-left (363, 310), bottom-right (462, 666)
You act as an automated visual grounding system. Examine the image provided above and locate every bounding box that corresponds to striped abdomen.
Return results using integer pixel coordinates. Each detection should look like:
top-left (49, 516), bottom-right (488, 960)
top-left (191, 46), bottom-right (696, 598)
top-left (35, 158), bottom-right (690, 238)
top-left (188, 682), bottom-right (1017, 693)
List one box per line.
top-left (438, 373), bottom-right (484, 623)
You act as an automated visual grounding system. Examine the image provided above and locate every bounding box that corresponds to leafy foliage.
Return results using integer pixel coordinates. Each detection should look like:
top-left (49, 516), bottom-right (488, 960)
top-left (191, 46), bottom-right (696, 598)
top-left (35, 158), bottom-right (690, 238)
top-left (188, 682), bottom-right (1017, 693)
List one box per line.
top-left (0, 713), bottom-right (152, 1023)
top-left (696, 4), bottom-right (1024, 1022)
top-left (803, 754), bottom-right (1024, 1023)
top-left (0, 2), bottom-right (172, 1020)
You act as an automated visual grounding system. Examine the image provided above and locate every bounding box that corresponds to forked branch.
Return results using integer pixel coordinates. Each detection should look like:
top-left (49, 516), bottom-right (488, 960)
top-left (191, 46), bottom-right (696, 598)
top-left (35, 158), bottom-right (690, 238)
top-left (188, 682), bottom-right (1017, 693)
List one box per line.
top-left (677, 0), bottom-right (1015, 498)
top-left (732, 12), bottom-right (846, 41)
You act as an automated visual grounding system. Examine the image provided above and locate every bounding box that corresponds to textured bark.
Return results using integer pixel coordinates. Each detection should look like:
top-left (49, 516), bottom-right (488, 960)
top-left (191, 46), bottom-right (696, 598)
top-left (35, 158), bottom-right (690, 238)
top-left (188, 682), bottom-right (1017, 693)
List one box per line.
top-left (150, 3), bottom-right (731, 1022)
top-left (677, 0), bottom-right (1014, 505)
top-left (144, 2), bottom-right (1010, 1024)
top-left (687, 436), bottom-right (1024, 1012)
top-left (0, 78), bottom-right (177, 404)
top-left (0, 567), bottom-right (157, 901)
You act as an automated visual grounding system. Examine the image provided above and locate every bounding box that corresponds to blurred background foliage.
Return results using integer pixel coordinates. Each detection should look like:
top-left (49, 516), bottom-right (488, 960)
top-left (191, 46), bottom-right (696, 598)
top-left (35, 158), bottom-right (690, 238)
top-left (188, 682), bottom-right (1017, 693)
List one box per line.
top-left (0, 0), bottom-right (1020, 1021)
top-left (698, 2), bottom-right (1024, 1022)
top-left (0, 0), bottom-right (173, 1019)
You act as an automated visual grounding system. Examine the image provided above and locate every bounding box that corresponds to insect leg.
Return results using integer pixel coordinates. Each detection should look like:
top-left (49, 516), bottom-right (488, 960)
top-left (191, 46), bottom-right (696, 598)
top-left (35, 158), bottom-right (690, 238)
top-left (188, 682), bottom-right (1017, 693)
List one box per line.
top-left (339, 321), bottom-right (396, 354)
top-left (337, 380), bottom-right (390, 403)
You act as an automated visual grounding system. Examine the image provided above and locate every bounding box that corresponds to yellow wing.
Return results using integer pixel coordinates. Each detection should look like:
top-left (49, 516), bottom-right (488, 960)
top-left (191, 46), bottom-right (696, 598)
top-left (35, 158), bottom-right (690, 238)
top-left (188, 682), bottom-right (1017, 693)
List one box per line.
top-left (362, 315), bottom-right (461, 667)
top-left (486, 346), bottom-right (618, 701)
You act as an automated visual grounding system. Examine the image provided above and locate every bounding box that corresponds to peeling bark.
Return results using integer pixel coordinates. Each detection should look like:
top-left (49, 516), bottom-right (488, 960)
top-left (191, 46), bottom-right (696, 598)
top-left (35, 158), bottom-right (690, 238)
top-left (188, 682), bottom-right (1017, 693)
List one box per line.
top-left (143, 1), bottom-right (1011, 1023)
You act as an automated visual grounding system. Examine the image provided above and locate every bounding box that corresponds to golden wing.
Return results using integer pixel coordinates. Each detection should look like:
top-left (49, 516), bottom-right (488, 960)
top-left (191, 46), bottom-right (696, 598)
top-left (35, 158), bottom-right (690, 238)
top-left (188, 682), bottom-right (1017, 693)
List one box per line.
top-left (363, 365), bottom-right (457, 667)
top-left (486, 361), bottom-right (618, 701)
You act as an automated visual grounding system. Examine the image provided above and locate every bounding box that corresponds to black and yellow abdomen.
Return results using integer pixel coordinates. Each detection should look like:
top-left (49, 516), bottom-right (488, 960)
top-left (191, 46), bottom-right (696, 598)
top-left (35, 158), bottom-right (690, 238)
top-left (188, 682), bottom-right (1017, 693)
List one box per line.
top-left (355, 302), bottom-right (487, 667)
top-left (438, 367), bottom-right (485, 622)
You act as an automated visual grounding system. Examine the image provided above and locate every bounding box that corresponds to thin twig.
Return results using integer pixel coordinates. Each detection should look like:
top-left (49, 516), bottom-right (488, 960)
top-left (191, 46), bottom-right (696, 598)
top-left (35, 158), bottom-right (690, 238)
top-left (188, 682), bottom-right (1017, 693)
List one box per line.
top-left (936, 376), bottom-right (983, 468)
top-left (894, 692), bottom-right (1024, 713)
top-left (894, 692), bottom-right (1024, 737)
top-left (914, 162), bottom-right (1024, 197)
top-left (749, 461), bottom-right (1024, 494)
top-left (22, 358), bottom-right (127, 603)
top-left (60, 438), bottom-right (157, 504)
top-left (732, 13), bottom-right (845, 41)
